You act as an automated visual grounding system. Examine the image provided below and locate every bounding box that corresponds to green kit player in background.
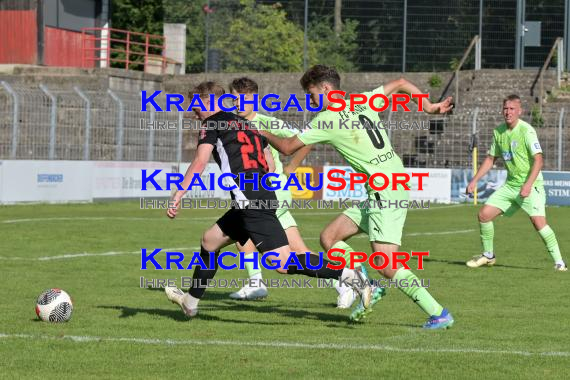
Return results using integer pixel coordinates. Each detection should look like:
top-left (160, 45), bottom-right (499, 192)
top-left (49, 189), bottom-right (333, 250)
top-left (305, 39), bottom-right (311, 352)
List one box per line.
top-left (261, 65), bottom-right (455, 329)
top-left (466, 95), bottom-right (567, 271)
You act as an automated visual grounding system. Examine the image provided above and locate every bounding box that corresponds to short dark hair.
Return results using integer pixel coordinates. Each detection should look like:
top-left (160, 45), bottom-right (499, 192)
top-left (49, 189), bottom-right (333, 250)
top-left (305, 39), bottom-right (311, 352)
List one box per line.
top-left (229, 77), bottom-right (258, 93)
top-left (503, 94), bottom-right (521, 104)
top-left (190, 81), bottom-right (225, 98)
top-left (300, 65), bottom-right (341, 91)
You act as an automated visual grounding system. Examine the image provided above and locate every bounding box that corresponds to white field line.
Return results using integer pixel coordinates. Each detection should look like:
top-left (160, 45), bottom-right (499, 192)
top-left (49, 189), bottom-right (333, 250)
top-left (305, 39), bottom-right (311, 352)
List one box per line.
top-left (0, 228), bottom-right (474, 261)
top-left (0, 204), bottom-right (468, 224)
top-left (0, 247), bottom-right (199, 261)
top-left (304, 229), bottom-right (475, 241)
top-left (0, 333), bottom-right (568, 357)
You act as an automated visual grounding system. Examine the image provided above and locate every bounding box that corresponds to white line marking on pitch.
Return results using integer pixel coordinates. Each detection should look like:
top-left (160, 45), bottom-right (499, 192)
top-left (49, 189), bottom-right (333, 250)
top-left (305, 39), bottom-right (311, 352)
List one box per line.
top-left (0, 333), bottom-right (568, 357)
top-left (0, 229), bottom-right (474, 261)
top-left (0, 204), bottom-right (468, 224)
top-left (0, 247), bottom-right (200, 261)
top-left (304, 229), bottom-right (475, 241)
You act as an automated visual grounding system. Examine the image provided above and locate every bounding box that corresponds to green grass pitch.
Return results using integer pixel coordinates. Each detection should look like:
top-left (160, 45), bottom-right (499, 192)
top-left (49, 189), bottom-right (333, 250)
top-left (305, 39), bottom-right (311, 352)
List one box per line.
top-left (1, 201), bottom-right (569, 379)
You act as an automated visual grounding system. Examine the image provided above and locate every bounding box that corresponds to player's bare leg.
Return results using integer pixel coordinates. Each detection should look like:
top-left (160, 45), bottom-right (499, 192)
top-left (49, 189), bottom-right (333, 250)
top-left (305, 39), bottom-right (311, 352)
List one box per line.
top-left (467, 205), bottom-right (502, 268)
top-left (319, 214), bottom-right (385, 311)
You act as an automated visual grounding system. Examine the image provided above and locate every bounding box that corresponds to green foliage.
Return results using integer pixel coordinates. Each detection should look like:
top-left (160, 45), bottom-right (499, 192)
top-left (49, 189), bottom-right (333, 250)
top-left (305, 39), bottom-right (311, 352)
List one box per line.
top-left (214, 0), bottom-right (313, 72)
top-left (530, 104), bottom-right (545, 128)
top-left (110, 0), bottom-right (359, 73)
top-left (428, 74), bottom-right (442, 88)
top-left (309, 18), bottom-right (360, 72)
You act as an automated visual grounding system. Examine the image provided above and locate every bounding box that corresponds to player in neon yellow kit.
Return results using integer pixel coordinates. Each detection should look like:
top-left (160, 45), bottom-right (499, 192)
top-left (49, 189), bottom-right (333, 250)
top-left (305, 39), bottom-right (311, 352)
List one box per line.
top-left (260, 65), bottom-right (455, 328)
top-left (229, 77), bottom-right (383, 308)
top-left (466, 95), bottom-right (567, 271)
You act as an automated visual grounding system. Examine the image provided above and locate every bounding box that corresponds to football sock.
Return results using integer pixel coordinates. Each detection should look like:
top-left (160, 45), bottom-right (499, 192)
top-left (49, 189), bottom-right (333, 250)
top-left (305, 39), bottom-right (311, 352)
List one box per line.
top-left (286, 253), bottom-right (343, 279)
top-left (188, 246), bottom-right (219, 299)
top-left (393, 269), bottom-right (444, 317)
top-left (538, 225), bottom-right (563, 264)
top-left (330, 241), bottom-right (362, 269)
top-left (480, 221), bottom-right (494, 255)
top-left (243, 253), bottom-right (263, 279)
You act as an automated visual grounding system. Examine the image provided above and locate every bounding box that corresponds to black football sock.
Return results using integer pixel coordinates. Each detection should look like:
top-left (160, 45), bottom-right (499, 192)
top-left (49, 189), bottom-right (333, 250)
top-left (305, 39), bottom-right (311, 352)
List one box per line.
top-left (286, 253), bottom-right (343, 279)
top-left (188, 246), bottom-right (219, 299)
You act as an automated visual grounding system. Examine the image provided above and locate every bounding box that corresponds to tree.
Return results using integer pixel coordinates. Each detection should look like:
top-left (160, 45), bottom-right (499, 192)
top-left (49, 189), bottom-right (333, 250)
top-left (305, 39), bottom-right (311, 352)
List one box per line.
top-left (214, 0), bottom-right (315, 72)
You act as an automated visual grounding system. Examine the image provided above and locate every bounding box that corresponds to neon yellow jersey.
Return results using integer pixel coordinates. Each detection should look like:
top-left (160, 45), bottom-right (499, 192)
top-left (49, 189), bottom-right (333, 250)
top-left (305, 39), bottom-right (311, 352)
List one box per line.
top-left (297, 86), bottom-right (405, 194)
top-left (488, 119), bottom-right (543, 186)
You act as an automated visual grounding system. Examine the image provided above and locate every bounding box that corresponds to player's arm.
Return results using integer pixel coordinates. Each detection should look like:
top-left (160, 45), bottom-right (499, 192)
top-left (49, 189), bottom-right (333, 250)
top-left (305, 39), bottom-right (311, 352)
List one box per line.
top-left (383, 78), bottom-right (453, 114)
top-left (466, 155), bottom-right (496, 194)
top-left (521, 153), bottom-right (543, 197)
top-left (264, 146), bottom-right (276, 173)
top-left (259, 131), bottom-right (307, 156)
top-left (284, 145), bottom-right (312, 175)
top-left (167, 144), bottom-right (213, 219)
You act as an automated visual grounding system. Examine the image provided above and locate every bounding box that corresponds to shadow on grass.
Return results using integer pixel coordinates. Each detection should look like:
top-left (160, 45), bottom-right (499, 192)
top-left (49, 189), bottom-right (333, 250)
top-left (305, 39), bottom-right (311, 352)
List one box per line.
top-left (422, 257), bottom-right (541, 270)
top-left (97, 298), bottom-right (355, 327)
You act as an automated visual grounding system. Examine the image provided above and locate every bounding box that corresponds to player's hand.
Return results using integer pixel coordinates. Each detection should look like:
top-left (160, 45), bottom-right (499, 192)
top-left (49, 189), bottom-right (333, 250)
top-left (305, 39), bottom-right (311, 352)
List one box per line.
top-left (167, 197), bottom-right (181, 219)
top-left (466, 180), bottom-right (477, 194)
top-left (426, 97), bottom-right (453, 114)
top-left (520, 183), bottom-right (532, 198)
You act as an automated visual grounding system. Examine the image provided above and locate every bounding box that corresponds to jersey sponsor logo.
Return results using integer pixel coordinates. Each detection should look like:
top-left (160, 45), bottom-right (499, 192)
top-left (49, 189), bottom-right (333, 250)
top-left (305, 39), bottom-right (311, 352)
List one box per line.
top-left (502, 151), bottom-right (513, 161)
top-left (534, 142), bottom-right (542, 151)
top-left (511, 140), bottom-right (518, 149)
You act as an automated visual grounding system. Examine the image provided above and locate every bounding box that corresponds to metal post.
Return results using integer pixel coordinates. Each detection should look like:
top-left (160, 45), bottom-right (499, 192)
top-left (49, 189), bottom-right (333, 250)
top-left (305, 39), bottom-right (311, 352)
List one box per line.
top-left (107, 89), bottom-right (124, 160)
top-left (471, 107), bottom-right (480, 204)
top-left (402, 0), bottom-right (407, 73)
top-left (303, 0), bottom-right (308, 71)
top-left (558, 108), bottom-right (565, 171)
top-left (39, 84), bottom-right (57, 160)
top-left (177, 112), bottom-right (183, 165)
top-left (515, 0), bottom-right (524, 69)
top-left (565, 0), bottom-right (570, 72)
top-left (479, 0), bottom-right (483, 40)
top-left (303, 0), bottom-right (308, 124)
top-left (74, 86), bottom-right (91, 160)
top-left (148, 110), bottom-right (155, 161)
top-left (475, 36), bottom-right (481, 70)
top-left (557, 39), bottom-right (563, 87)
top-left (205, 0), bottom-right (210, 73)
top-left (455, 70), bottom-right (459, 110)
top-left (1, 81), bottom-right (19, 159)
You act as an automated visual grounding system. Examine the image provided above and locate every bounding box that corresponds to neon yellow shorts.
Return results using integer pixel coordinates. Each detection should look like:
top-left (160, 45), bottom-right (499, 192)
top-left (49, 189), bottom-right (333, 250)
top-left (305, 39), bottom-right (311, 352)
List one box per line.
top-left (485, 182), bottom-right (545, 217)
top-left (342, 188), bottom-right (408, 245)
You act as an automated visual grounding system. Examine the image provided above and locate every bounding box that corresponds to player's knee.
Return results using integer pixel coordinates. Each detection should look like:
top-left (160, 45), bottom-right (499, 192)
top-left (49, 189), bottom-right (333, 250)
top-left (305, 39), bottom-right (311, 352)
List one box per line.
top-left (200, 230), bottom-right (216, 251)
top-left (531, 217), bottom-right (546, 230)
top-left (478, 209), bottom-right (491, 223)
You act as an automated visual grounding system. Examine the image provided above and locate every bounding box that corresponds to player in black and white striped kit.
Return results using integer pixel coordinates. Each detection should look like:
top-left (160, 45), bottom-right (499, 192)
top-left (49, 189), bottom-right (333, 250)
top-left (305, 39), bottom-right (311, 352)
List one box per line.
top-left (164, 81), bottom-right (373, 319)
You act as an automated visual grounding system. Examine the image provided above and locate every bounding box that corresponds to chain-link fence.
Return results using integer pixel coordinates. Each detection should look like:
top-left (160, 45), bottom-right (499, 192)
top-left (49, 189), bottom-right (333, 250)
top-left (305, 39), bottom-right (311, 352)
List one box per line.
top-left (161, 0), bottom-right (567, 74)
top-left (1, 80), bottom-right (568, 171)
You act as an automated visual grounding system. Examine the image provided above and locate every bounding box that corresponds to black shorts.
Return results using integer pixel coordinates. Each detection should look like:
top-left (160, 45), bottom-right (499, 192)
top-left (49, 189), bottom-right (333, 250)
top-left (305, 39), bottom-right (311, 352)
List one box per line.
top-left (216, 208), bottom-right (288, 252)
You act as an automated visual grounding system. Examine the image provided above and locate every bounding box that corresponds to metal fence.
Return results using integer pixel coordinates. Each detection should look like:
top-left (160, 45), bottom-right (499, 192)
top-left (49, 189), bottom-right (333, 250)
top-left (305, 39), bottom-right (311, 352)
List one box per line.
top-left (163, 0), bottom-right (569, 73)
top-left (0, 81), bottom-right (568, 171)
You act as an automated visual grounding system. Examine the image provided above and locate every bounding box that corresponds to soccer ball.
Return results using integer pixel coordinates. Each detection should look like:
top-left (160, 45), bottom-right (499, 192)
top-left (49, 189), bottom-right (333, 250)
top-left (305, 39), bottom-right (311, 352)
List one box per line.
top-left (35, 289), bottom-right (73, 322)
